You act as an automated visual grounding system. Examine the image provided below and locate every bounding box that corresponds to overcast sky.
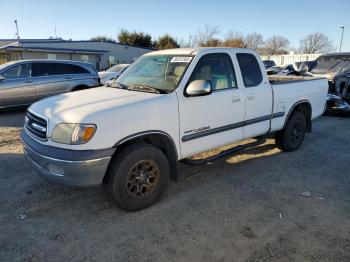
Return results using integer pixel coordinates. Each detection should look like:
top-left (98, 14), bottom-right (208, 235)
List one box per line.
top-left (1, 0), bottom-right (349, 51)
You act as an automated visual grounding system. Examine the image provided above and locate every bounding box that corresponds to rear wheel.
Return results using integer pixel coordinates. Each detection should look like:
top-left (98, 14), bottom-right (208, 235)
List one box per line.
top-left (106, 143), bottom-right (169, 211)
top-left (72, 85), bottom-right (89, 91)
top-left (275, 111), bottom-right (307, 152)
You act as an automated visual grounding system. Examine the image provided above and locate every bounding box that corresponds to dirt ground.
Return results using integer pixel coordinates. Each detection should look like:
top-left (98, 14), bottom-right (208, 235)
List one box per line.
top-left (0, 109), bottom-right (349, 262)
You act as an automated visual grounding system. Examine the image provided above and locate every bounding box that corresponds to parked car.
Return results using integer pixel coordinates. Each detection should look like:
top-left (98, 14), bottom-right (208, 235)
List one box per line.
top-left (0, 60), bottom-right (100, 109)
top-left (309, 53), bottom-right (350, 96)
top-left (263, 60), bottom-right (276, 69)
top-left (267, 65), bottom-right (293, 75)
top-left (267, 62), bottom-right (316, 77)
top-left (21, 48), bottom-right (328, 211)
top-left (98, 64), bottom-right (129, 85)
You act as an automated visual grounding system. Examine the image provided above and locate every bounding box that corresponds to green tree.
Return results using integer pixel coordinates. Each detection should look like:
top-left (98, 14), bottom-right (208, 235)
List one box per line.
top-left (90, 35), bottom-right (116, 43)
top-left (118, 29), bottom-right (153, 48)
top-left (155, 34), bottom-right (180, 49)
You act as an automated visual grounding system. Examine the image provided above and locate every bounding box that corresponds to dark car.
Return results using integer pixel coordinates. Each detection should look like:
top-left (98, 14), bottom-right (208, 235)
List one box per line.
top-left (309, 53), bottom-right (350, 99)
top-left (263, 60), bottom-right (276, 69)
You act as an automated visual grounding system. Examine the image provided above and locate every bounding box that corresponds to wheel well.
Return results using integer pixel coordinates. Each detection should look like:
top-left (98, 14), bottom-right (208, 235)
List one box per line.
top-left (111, 133), bottom-right (178, 182)
top-left (72, 85), bottom-right (89, 91)
top-left (285, 101), bottom-right (312, 132)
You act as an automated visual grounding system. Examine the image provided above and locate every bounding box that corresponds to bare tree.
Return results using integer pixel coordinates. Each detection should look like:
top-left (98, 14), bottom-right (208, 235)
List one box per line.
top-left (221, 31), bottom-right (245, 48)
top-left (264, 35), bottom-right (290, 55)
top-left (194, 24), bottom-right (220, 47)
top-left (299, 32), bottom-right (334, 53)
top-left (245, 32), bottom-right (264, 49)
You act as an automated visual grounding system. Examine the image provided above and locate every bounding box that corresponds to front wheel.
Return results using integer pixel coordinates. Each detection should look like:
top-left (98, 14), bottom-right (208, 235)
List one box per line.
top-left (275, 111), bottom-right (307, 152)
top-left (106, 143), bottom-right (170, 211)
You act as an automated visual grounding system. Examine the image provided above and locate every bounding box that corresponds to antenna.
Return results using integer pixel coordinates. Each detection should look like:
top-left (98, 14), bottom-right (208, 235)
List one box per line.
top-left (339, 26), bottom-right (345, 53)
top-left (54, 27), bottom-right (57, 39)
top-left (14, 19), bottom-right (20, 42)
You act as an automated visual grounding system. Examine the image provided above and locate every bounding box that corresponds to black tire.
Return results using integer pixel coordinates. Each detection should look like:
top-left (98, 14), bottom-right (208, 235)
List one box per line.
top-left (72, 85), bottom-right (89, 91)
top-left (275, 111), bottom-right (307, 152)
top-left (106, 143), bottom-right (169, 211)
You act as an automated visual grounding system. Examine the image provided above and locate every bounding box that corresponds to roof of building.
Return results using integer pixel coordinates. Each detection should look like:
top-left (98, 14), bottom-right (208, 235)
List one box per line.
top-left (0, 39), bottom-right (156, 50)
top-left (0, 44), bottom-right (109, 54)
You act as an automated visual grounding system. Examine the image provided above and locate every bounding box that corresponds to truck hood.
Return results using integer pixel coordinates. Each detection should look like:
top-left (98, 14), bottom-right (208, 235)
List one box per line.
top-left (29, 87), bottom-right (161, 123)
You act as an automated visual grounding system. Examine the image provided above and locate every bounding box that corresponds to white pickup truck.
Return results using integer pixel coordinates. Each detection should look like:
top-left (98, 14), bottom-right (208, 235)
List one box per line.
top-left (21, 48), bottom-right (328, 211)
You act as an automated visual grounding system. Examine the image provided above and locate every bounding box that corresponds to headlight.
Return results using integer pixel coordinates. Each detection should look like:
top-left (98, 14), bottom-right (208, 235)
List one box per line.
top-left (51, 123), bottom-right (96, 145)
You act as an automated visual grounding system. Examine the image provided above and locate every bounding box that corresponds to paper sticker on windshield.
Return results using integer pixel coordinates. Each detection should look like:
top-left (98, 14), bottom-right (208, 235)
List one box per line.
top-left (170, 57), bottom-right (192, 63)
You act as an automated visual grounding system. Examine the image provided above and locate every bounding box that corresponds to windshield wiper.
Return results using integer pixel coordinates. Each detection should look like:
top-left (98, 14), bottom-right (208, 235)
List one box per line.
top-left (110, 82), bottom-right (128, 89)
top-left (127, 84), bottom-right (168, 94)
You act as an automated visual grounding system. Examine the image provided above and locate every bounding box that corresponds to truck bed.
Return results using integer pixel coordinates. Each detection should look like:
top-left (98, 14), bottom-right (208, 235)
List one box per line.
top-left (269, 75), bottom-right (325, 85)
top-left (269, 76), bottom-right (328, 133)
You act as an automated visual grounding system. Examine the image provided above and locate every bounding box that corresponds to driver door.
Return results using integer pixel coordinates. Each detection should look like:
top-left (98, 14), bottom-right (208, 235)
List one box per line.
top-left (178, 53), bottom-right (245, 158)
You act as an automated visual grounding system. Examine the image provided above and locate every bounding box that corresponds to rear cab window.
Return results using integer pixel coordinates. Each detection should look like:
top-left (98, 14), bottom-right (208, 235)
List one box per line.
top-left (237, 53), bottom-right (263, 87)
top-left (188, 53), bottom-right (237, 91)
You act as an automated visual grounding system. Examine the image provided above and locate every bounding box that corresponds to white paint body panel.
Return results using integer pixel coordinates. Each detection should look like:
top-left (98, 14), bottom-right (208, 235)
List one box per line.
top-left (27, 48), bottom-right (328, 160)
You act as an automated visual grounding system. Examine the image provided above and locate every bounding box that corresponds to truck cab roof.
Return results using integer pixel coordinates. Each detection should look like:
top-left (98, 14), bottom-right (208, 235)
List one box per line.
top-left (146, 47), bottom-right (256, 56)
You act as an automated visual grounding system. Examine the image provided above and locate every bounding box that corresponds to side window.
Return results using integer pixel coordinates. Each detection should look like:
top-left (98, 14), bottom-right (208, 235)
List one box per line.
top-left (3, 64), bottom-right (31, 79)
top-left (32, 63), bottom-right (89, 77)
top-left (236, 53), bottom-right (263, 87)
top-left (65, 64), bottom-right (90, 74)
top-left (188, 53), bottom-right (237, 91)
top-left (32, 63), bottom-right (51, 77)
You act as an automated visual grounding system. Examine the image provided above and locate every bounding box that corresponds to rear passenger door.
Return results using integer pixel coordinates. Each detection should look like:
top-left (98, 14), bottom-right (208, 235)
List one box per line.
top-left (0, 63), bottom-right (36, 107)
top-left (33, 62), bottom-right (72, 100)
top-left (236, 53), bottom-right (273, 138)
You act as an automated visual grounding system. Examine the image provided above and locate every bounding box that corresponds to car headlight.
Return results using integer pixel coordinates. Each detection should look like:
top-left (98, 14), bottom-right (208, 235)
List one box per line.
top-left (51, 123), bottom-right (96, 145)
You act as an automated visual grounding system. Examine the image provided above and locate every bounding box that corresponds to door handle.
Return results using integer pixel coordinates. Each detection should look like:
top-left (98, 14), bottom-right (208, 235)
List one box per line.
top-left (65, 76), bottom-right (72, 79)
top-left (232, 96), bottom-right (241, 103)
top-left (247, 94), bottom-right (255, 101)
top-left (25, 80), bottom-right (34, 83)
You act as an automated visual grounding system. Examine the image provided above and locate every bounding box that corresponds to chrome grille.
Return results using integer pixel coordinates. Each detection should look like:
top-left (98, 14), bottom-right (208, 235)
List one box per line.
top-left (25, 111), bottom-right (47, 140)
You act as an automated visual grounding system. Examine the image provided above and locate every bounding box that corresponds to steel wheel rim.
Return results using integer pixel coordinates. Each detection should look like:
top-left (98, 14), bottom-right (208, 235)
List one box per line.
top-left (290, 122), bottom-right (303, 145)
top-left (125, 160), bottom-right (160, 199)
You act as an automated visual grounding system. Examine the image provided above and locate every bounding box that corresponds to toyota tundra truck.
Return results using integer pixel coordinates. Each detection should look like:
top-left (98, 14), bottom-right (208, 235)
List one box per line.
top-left (21, 48), bottom-right (328, 211)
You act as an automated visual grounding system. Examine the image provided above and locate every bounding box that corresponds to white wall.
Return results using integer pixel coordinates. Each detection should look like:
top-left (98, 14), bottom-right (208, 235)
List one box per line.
top-left (21, 41), bottom-right (152, 69)
top-left (261, 53), bottom-right (323, 66)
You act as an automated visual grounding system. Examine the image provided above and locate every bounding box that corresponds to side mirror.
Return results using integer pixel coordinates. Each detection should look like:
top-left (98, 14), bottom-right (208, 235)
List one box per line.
top-left (185, 80), bottom-right (212, 97)
top-left (0, 75), bottom-right (4, 81)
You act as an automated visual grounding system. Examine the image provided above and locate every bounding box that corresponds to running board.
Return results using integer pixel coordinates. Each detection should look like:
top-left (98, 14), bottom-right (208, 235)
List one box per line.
top-left (181, 138), bottom-right (267, 166)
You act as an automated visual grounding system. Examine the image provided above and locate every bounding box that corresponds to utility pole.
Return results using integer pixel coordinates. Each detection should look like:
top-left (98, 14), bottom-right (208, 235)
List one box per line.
top-left (188, 33), bottom-right (193, 47)
top-left (339, 26), bottom-right (344, 52)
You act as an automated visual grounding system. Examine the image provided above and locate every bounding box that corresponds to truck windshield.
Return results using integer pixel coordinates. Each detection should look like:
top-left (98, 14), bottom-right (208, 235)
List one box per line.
top-left (115, 55), bottom-right (193, 93)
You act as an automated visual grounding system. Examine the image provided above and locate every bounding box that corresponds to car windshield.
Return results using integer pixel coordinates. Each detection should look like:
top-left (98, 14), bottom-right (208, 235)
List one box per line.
top-left (107, 64), bottom-right (128, 73)
top-left (115, 55), bottom-right (193, 93)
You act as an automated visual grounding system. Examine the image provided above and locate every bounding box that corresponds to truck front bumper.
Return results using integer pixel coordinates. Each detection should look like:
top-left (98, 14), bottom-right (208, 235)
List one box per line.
top-left (21, 131), bottom-right (115, 186)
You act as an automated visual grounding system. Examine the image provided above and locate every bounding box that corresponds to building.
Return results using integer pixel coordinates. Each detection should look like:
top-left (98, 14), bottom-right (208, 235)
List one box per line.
top-left (261, 52), bottom-right (323, 66)
top-left (0, 39), bottom-right (154, 70)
